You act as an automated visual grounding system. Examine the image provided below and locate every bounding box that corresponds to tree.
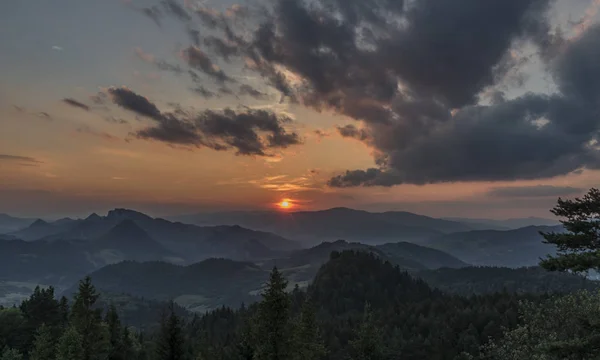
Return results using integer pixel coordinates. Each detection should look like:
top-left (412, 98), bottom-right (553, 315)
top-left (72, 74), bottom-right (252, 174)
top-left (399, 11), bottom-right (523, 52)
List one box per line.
top-left (291, 299), bottom-right (326, 360)
top-left (540, 188), bottom-right (600, 274)
top-left (55, 327), bottom-right (84, 360)
top-left (70, 276), bottom-right (105, 360)
top-left (0, 348), bottom-right (23, 360)
top-left (155, 301), bottom-right (186, 360)
top-left (29, 324), bottom-right (55, 360)
top-left (348, 303), bottom-right (385, 360)
top-left (237, 314), bottom-right (257, 360)
top-left (481, 290), bottom-right (600, 359)
top-left (254, 267), bottom-right (291, 360)
top-left (105, 305), bottom-right (123, 360)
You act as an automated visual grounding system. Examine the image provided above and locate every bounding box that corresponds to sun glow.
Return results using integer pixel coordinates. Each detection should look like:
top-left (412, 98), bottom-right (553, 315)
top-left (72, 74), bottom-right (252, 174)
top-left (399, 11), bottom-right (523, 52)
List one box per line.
top-left (278, 199), bottom-right (292, 209)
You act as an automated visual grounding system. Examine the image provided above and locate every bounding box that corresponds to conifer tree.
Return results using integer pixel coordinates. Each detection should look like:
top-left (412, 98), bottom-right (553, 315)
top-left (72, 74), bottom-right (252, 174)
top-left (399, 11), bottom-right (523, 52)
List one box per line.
top-left (0, 348), bottom-right (23, 360)
top-left (119, 327), bottom-right (136, 360)
top-left (237, 314), bottom-right (256, 360)
top-left (70, 276), bottom-right (104, 360)
top-left (55, 327), bottom-right (84, 360)
top-left (348, 303), bottom-right (385, 360)
top-left (155, 301), bottom-right (186, 360)
top-left (29, 324), bottom-right (55, 360)
top-left (254, 267), bottom-right (291, 360)
top-left (58, 297), bottom-right (69, 329)
top-left (540, 188), bottom-right (600, 273)
top-left (105, 305), bottom-right (123, 360)
top-left (291, 299), bottom-right (326, 360)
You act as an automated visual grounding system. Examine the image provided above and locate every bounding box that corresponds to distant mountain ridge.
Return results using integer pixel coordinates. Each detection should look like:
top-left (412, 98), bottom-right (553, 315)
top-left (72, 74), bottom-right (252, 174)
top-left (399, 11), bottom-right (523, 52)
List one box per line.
top-left (426, 225), bottom-right (565, 267)
top-left (171, 207), bottom-right (482, 245)
top-left (10, 208), bottom-right (299, 263)
top-left (0, 214), bottom-right (37, 234)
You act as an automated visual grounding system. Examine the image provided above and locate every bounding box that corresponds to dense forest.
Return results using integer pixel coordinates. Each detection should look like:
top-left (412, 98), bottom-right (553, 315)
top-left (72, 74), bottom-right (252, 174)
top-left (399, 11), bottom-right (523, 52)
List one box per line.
top-left (1, 250), bottom-right (596, 360)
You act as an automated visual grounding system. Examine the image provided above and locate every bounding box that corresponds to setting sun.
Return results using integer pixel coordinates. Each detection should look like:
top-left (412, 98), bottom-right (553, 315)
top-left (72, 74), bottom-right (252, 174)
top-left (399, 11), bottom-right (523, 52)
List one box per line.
top-left (279, 199), bottom-right (292, 209)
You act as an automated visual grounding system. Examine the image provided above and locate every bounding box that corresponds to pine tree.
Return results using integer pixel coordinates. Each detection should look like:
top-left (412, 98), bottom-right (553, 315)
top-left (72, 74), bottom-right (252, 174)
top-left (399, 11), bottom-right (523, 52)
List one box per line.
top-left (105, 304), bottom-right (123, 360)
top-left (119, 327), bottom-right (136, 360)
top-left (155, 301), bottom-right (186, 360)
top-left (55, 327), bottom-right (84, 360)
top-left (540, 188), bottom-right (600, 273)
top-left (29, 324), bottom-right (55, 360)
top-left (291, 299), bottom-right (326, 360)
top-left (58, 297), bottom-right (69, 329)
top-left (70, 276), bottom-right (104, 360)
top-left (1, 348), bottom-right (23, 360)
top-left (237, 314), bottom-right (256, 360)
top-left (348, 303), bottom-right (385, 360)
top-left (254, 267), bottom-right (291, 360)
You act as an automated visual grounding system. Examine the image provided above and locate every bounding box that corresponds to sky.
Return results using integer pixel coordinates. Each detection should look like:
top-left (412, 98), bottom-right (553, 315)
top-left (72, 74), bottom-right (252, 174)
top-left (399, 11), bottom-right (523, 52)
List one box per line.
top-left (1, 0), bottom-right (600, 219)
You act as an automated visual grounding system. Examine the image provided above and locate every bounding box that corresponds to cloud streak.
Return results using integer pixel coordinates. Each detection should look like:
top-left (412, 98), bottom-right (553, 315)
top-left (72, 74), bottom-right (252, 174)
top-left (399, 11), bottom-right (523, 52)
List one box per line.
top-left (0, 154), bottom-right (42, 165)
top-left (62, 98), bottom-right (90, 111)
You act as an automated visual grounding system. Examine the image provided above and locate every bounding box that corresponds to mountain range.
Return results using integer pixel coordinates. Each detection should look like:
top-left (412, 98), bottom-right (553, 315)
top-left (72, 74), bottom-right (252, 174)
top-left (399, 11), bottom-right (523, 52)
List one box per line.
top-left (425, 225), bottom-right (564, 267)
top-left (171, 207), bottom-right (502, 245)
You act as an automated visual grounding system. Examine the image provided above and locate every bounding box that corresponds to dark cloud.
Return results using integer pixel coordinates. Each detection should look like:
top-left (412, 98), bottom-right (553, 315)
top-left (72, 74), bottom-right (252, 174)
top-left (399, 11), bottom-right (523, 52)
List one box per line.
top-left (62, 98), bottom-right (90, 111)
top-left (239, 84), bottom-right (266, 99)
top-left (135, 103), bottom-right (301, 156)
top-left (107, 87), bottom-right (164, 121)
top-left (117, 0), bottom-right (600, 186)
top-left (336, 124), bottom-right (369, 141)
top-left (187, 27), bottom-right (201, 46)
top-left (181, 46), bottom-right (231, 83)
top-left (141, 6), bottom-right (162, 27)
top-left (161, 0), bottom-right (191, 21)
top-left (0, 154), bottom-right (42, 164)
top-left (191, 85), bottom-right (216, 98)
top-left (203, 36), bottom-right (239, 61)
top-left (488, 185), bottom-right (584, 198)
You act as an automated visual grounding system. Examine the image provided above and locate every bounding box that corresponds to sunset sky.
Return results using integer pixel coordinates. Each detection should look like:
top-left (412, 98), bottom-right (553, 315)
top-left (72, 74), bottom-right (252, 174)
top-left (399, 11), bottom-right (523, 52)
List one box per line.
top-left (1, 0), bottom-right (600, 219)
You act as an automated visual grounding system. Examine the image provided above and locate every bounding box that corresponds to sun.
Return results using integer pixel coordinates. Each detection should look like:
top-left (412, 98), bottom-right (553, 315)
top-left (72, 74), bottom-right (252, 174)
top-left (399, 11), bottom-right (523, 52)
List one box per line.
top-left (278, 199), bottom-right (292, 209)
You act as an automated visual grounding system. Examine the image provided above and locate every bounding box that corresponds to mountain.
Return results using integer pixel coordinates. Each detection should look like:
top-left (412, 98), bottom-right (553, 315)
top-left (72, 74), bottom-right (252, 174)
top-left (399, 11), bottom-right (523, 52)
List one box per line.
top-left (425, 225), bottom-right (564, 267)
top-left (0, 214), bottom-right (36, 234)
top-left (377, 241), bottom-right (468, 269)
top-left (89, 220), bottom-right (176, 263)
top-left (0, 239), bottom-right (96, 287)
top-left (10, 218), bottom-right (66, 240)
top-left (443, 216), bottom-right (561, 230)
top-left (417, 266), bottom-right (599, 295)
top-left (64, 258), bottom-right (267, 312)
top-left (11, 208), bottom-right (299, 262)
top-left (171, 207), bottom-right (477, 245)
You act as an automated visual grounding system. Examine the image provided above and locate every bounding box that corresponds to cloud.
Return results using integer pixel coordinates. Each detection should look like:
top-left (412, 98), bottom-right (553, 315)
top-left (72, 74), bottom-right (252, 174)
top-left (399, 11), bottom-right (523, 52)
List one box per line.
top-left (103, 86), bottom-right (301, 156)
top-left (181, 46), bottom-right (231, 83)
top-left (137, 107), bottom-right (301, 156)
top-left (52, 46), bottom-right (63, 51)
top-left (141, 6), bottom-right (162, 27)
top-left (239, 84), bottom-right (266, 99)
top-left (488, 185), bottom-right (584, 198)
top-left (107, 87), bottom-right (164, 121)
top-left (336, 125), bottom-right (369, 141)
top-left (62, 98), bottom-right (90, 111)
top-left (134, 47), bottom-right (184, 75)
top-left (161, 0), bottom-right (191, 21)
top-left (0, 154), bottom-right (42, 165)
top-left (75, 126), bottom-right (121, 142)
top-left (191, 85), bottom-right (216, 98)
